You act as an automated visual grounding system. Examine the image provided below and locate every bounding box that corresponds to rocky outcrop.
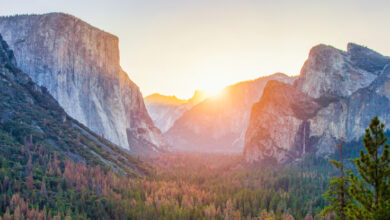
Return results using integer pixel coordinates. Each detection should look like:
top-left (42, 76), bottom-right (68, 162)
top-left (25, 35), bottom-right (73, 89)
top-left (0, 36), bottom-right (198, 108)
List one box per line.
top-left (165, 73), bottom-right (296, 152)
top-left (0, 13), bottom-right (169, 154)
top-left (244, 43), bottom-right (390, 163)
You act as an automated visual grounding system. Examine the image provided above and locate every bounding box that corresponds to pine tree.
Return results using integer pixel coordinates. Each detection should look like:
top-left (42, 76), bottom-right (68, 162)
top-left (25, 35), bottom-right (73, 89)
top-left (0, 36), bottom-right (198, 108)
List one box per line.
top-left (321, 139), bottom-right (351, 219)
top-left (347, 116), bottom-right (390, 219)
top-left (40, 179), bottom-right (47, 198)
top-left (25, 173), bottom-right (34, 189)
top-left (23, 154), bottom-right (32, 176)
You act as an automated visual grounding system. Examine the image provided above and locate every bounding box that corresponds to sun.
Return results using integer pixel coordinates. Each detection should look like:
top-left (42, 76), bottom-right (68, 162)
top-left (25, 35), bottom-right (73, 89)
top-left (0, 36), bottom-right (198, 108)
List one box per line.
top-left (197, 75), bottom-right (229, 99)
top-left (203, 86), bottom-right (226, 99)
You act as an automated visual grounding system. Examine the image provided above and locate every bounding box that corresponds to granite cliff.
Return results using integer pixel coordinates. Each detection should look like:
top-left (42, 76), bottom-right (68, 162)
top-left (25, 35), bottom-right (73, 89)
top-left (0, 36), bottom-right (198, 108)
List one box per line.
top-left (0, 13), bottom-right (169, 154)
top-left (244, 43), bottom-right (390, 163)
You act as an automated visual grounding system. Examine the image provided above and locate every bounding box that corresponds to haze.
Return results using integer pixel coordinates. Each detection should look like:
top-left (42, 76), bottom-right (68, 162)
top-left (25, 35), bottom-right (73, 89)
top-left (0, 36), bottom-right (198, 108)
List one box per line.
top-left (1, 0), bottom-right (390, 98)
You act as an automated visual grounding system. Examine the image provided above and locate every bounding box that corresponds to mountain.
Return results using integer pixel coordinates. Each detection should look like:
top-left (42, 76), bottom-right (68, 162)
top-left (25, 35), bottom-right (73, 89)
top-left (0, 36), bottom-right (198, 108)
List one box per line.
top-left (145, 94), bottom-right (188, 106)
top-left (165, 73), bottom-right (296, 152)
top-left (144, 90), bottom-right (207, 132)
top-left (0, 33), bottom-right (147, 176)
top-left (0, 13), bottom-right (169, 154)
top-left (186, 90), bottom-right (208, 105)
top-left (244, 43), bottom-right (390, 163)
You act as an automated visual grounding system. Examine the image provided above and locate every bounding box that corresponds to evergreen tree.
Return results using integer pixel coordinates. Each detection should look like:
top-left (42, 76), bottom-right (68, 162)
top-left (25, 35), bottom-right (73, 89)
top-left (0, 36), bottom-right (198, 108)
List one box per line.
top-left (347, 116), bottom-right (390, 219)
top-left (25, 173), bottom-right (34, 190)
top-left (40, 179), bottom-right (47, 198)
top-left (321, 139), bottom-right (351, 219)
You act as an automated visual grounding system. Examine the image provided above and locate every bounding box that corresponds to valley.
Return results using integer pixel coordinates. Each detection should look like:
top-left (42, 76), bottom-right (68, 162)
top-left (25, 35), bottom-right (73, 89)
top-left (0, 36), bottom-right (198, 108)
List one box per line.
top-left (0, 9), bottom-right (389, 220)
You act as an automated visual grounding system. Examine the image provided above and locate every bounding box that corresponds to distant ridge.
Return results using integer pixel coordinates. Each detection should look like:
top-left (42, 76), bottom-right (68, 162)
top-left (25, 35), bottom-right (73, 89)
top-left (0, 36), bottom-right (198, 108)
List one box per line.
top-left (145, 94), bottom-right (188, 106)
top-left (145, 90), bottom-right (207, 132)
top-left (165, 73), bottom-right (296, 152)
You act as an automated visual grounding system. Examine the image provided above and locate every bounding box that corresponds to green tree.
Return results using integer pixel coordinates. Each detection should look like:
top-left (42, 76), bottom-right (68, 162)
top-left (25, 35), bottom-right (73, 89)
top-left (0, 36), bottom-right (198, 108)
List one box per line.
top-left (347, 116), bottom-right (390, 219)
top-left (321, 139), bottom-right (351, 220)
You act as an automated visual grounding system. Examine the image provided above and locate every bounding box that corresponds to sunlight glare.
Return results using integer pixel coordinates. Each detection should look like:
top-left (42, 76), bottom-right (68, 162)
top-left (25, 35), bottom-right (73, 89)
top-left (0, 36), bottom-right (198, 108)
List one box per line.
top-left (204, 86), bottom-right (226, 99)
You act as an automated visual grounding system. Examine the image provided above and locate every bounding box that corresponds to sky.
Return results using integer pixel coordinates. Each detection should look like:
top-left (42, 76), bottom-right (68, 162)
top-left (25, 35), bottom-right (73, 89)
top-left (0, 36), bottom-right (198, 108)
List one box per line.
top-left (1, 0), bottom-right (390, 99)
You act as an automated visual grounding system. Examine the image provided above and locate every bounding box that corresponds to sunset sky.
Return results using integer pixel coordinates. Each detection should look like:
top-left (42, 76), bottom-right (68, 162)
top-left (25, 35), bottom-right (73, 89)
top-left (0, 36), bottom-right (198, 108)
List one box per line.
top-left (1, 0), bottom-right (390, 98)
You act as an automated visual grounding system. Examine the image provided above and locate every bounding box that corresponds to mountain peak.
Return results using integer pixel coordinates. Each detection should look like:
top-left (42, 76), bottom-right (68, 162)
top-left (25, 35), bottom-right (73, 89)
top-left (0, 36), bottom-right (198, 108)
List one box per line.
top-left (188, 90), bottom-right (207, 105)
top-left (296, 43), bottom-right (381, 98)
top-left (0, 12), bottom-right (118, 41)
top-left (145, 93), bottom-right (187, 105)
top-left (307, 44), bottom-right (345, 62)
top-left (347, 42), bottom-right (375, 54)
top-left (269, 72), bottom-right (288, 77)
top-left (347, 42), bottom-right (390, 73)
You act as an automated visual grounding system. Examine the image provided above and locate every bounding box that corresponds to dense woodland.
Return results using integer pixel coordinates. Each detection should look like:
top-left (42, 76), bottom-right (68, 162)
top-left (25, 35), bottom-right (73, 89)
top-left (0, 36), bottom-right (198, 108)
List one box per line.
top-left (0, 130), bottom-right (334, 219)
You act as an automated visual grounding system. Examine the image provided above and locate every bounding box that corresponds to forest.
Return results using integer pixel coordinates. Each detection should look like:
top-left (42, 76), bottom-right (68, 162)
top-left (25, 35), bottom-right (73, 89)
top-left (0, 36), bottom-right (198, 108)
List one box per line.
top-left (0, 130), bottom-right (331, 219)
top-left (0, 106), bottom-right (388, 220)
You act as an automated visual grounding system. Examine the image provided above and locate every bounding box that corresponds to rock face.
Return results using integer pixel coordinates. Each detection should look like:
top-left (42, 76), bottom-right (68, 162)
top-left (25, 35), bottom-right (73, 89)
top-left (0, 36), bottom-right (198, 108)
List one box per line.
top-left (295, 44), bottom-right (379, 99)
top-left (0, 13), bottom-right (169, 154)
top-left (165, 73), bottom-right (296, 152)
top-left (244, 43), bottom-right (390, 163)
top-left (244, 81), bottom-right (321, 163)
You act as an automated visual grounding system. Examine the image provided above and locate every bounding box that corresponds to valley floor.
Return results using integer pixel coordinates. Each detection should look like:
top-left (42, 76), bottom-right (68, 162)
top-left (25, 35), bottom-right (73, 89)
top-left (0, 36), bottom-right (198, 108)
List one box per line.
top-left (0, 131), bottom-right (335, 220)
top-left (143, 152), bottom-right (334, 219)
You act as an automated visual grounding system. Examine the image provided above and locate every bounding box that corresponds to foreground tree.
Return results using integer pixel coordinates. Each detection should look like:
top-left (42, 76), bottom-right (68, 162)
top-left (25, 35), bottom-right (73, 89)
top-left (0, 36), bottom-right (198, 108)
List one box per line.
top-left (321, 139), bottom-right (351, 219)
top-left (347, 116), bottom-right (390, 219)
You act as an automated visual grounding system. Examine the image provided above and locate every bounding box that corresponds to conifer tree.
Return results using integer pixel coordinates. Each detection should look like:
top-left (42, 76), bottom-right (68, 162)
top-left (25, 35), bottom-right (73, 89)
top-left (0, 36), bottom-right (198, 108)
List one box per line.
top-left (40, 179), bottom-right (47, 198)
top-left (347, 116), bottom-right (390, 219)
top-left (321, 139), bottom-right (351, 219)
top-left (25, 173), bottom-right (34, 189)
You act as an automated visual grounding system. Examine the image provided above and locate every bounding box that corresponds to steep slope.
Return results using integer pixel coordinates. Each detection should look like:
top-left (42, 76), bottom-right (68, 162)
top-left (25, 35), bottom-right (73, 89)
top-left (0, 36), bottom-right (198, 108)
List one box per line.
top-left (0, 33), bottom-right (148, 176)
top-left (0, 13), bottom-right (169, 154)
top-left (244, 43), bottom-right (390, 163)
top-left (165, 73), bottom-right (295, 152)
top-left (145, 91), bottom-right (207, 132)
